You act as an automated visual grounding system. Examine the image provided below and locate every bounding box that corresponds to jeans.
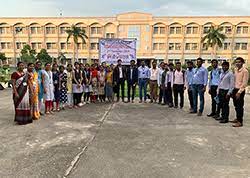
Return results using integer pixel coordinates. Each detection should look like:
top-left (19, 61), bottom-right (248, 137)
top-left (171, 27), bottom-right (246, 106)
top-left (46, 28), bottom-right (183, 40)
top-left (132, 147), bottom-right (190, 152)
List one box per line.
top-left (232, 89), bottom-right (245, 124)
top-left (173, 84), bottom-right (184, 108)
top-left (187, 87), bottom-right (194, 110)
top-left (127, 82), bottom-right (136, 101)
top-left (166, 82), bottom-right (173, 106)
top-left (139, 78), bottom-right (148, 101)
top-left (192, 84), bottom-right (205, 113)
top-left (210, 85), bottom-right (219, 115)
top-left (218, 89), bottom-right (230, 121)
top-left (117, 79), bottom-right (125, 101)
top-left (159, 87), bottom-right (164, 103)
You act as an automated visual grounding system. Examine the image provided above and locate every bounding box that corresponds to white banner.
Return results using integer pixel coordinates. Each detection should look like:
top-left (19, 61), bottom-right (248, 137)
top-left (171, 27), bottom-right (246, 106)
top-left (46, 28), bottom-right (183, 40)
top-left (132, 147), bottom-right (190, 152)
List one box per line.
top-left (99, 38), bottom-right (136, 65)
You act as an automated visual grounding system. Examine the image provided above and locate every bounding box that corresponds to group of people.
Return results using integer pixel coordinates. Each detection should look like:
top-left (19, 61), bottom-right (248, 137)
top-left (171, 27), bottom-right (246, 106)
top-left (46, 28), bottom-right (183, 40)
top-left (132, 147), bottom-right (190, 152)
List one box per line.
top-left (11, 57), bottom-right (248, 127)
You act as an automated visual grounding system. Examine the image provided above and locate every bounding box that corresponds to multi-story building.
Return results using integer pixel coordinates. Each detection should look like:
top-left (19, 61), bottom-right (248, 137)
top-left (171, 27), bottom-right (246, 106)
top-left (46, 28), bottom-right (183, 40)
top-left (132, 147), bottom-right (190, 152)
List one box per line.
top-left (0, 12), bottom-right (250, 66)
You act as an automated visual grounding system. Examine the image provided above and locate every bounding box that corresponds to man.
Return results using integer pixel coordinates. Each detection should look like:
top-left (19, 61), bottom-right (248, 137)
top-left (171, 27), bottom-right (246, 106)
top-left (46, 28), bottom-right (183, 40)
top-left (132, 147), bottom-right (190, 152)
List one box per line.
top-left (216, 61), bottom-right (234, 124)
top-left (149, 60), bottom-right (159, 103)
top-left (157, 62), bottom-right (165, 104)
top-left (138, 60), bottom-right (150, 103)
top-left (161, 63), bottom-right (169, 105)
top-left (207, 59), bottom-right (221, 118)
top-left (173, 62), bottom-right (186, 109)
top-left (166, 63), bottom-right (174, 107)
top-left (191, 58), bottom-right (208, 116)
top-left (113, 59), bottom-right (127, 102)
top-left (185, 61), bottom-right (194, 111)
top-left (127, 60), bottom-right (138, 103)
top-left (231, 57), bottom-right (249, 127)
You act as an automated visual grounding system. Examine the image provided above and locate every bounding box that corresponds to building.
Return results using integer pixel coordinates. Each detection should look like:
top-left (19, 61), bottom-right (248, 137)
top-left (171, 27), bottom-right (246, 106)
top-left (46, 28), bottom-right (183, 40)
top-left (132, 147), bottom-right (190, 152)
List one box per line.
top-left (0, 12), bottom-right (250, 66)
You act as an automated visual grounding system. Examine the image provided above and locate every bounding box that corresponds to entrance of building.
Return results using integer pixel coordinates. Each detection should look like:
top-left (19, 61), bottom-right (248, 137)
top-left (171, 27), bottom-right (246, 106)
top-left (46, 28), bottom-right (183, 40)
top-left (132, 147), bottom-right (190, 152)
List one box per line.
top-left (136, 58), bottom-right (153, 67)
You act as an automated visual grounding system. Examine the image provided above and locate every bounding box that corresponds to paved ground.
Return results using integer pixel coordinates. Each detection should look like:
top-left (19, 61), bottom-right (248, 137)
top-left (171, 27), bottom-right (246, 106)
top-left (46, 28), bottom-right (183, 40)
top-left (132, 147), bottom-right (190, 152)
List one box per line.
top-left (0, 89), bottom-right (250, 178)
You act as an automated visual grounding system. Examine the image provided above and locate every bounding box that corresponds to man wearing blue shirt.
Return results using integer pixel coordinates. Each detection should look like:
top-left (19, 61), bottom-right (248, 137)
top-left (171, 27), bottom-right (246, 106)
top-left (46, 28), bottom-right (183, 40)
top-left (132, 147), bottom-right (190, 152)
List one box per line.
top-left (185, 61), bottom-right (194, 111)
top-left (190, 58), bottom-right (208, 116)
top-left (208, 59), bottom-right (221, 118)
top-left (138, 60), bottom-right (150, 103)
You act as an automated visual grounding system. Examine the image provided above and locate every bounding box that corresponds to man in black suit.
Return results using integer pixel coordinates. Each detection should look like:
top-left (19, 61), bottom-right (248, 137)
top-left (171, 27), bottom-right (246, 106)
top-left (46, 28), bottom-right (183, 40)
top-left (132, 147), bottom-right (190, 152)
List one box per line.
top-left (113, 59), bottom-right (127, 102)
top-left (127, 60), bottom-right (138, 103)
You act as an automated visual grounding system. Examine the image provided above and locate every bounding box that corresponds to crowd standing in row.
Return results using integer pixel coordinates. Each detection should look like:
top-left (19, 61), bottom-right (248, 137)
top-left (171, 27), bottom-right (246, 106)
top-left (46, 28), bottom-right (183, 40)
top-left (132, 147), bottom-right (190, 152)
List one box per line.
top-left (11, 57), bottom-right (249, 127)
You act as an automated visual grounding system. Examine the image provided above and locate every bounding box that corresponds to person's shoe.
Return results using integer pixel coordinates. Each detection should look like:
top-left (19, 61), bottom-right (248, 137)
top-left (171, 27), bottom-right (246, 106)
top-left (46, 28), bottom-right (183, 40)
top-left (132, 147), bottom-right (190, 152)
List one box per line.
top-left (39, 112), bottom-right (44, 116)
top-left (189, 108), bottom-right (193, 112)
top-left (150, 100), bottom-right (153, 103)
top-left (144, 101), bottom-right (147, 103)
top-left (232, 122), bottom-right (243, 127)
top-left (161, 103), bottom-right (166, 106)
top-left (189, 111), bottom-right (197, 114)
top-left (215, 117), bottom-right (223, 121)
top-left (169, 104), bottom-right (173, 108)
top-left (220, 119), bottom-right (228, 124)
top-left (174, 106), bottom-right (178, 108)
top-left (139, 100), bottom-right (142, 103)
top-left (180, 107), bottom-right (183, 109)
top-left (197, 112), bottom-right (202, 116)
top-left (213, 114), bottom-right (220, 119)
top-left (207, 113), bottom-right (215, 117)
top-left (230, 119), bottom-right (238, 123)
top-left (158, 102), bottom-right (162, 105)
top-left (131, 100), bottom-right (134, 103)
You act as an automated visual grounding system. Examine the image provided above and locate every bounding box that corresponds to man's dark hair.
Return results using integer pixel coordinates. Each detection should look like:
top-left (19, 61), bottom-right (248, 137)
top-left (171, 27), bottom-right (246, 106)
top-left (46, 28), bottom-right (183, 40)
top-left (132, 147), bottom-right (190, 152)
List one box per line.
top-left (35, 61), bottom-right (42, 65)
top-left (235, 57), bottom-right (245, 63)
top-left (74, 62), bottom-right (79, 66)
top-left (222, 61), bottom-right (230, 67)
top-left (175, 62), bottom-right (181, 65)
top-left (27, 63), bottom-right (34, 67)
top-left (186, 61), bottom-right (193, 65)
top-left (117, 59), bottom-right (122, 63)
top-left (211, 59), bottom-right (218, 63)
top-left (197, 57), bottom-right (203, 62)
top-left (17, 61), bottom-right (24, 67)
top-left (130, 60), bottom-right (135, 63)
top-left (168, 63), bottom-right (174, 66)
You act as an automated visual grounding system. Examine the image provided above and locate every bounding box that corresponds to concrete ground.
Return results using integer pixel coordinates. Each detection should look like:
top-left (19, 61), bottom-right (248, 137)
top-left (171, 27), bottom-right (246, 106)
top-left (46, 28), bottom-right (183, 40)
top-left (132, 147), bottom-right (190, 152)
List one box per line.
top-left (0, 89), bottom-right (250, 178)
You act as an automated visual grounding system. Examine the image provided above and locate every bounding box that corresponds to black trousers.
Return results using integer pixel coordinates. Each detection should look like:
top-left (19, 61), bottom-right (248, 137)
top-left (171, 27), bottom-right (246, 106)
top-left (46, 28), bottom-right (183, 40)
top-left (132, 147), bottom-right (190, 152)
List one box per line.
top-left (173, 84), bottom-right (184, 108)
top-left (188, 89), bottom-right (194, 109)
top-left (232, 89), bottom-right (245, 124)
top-left (166, 82), bottom-right (173, 105)
top-left (210, 85), bottom-right (219, 115)
top-left (159, 87), bottom-right (164, 103)
top-left (218, 89), bottom-right (230, 121)
top-left (117, 79), bottom-right (125, 101)
top-left (127, 82), bottom-right (136, 101)
top-left (73, 93), bottom-right (82, 105)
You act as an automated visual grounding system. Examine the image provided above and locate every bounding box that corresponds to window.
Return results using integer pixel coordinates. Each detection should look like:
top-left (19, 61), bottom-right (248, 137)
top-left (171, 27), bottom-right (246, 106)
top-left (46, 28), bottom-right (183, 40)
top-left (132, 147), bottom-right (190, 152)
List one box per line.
top-left (153, 27), bottom-right (158, 34)
top-left (46, 27), bottom-right (56, 34)
top-left (193, 27), bottom-right (198, 34)
top-left (192, 43), bottom-right (198, 50)
top-left (77, 43), bottom-right (86, 50)
top-left (236, 27), bottom-right (241, 34)
top-left (224, 26), bottom-right (232, 34)
top-left (203, 26), bottom-right (211, 34)
top-left (90, 43), bottom-right (99, 50)
top-left (160, 27), bottom-right (166, 34)
top-left (169, 43), bottom-right (181, 50)
top-left (235, 43), bottom-right (241, 50)
top-left (241, 43), bottom-right (248, 50)
top-left (91, 27), bottom-right (102, 34)
top-left (185, 43), bottom-right (198, 50)
top-left (243, 26), bottom-right (248, 34)
top-left (106, 33), bottom-right (115, 38)
top-left (186, 27), bottom-right (192, 34)
top-left (60, 43), bottom-right (66, 50)
top-left (128, 25), bottom-right (141, 49)
top-left (153, 43), bottom-right (158, 50)
top-left (176, 27), bottom-right (182, 34)
top-left (16, 42), bottom-right (26, 49)
top-left (185, 43), bottom-right (191, 50)
top-left (202, 43), bottom-right (208, 50)
top-left (60, 27), bottom-right (70, 34)
top-left (30, 27), bottom-right (41, 34)
top-left (159, 43), bottom-right (165, 50)
top-left (31, 43), bottom-right (36, 49)
top-left (0, 43), bottom-right (6, 49)
top-left (170, 27), bottom-right (175, 34)
top-left (223, 43), bottom-right (230, 50)
top-left (0, 27), bottom-right (6, 34)
top-left (46, 43), bottom-right (56, 50)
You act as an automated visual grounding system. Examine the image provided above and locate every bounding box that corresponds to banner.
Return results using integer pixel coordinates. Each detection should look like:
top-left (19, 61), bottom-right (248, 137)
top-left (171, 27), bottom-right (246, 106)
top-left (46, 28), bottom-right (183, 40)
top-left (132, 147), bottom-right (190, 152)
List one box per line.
top-left (99, 38), bottom-right (136, 65)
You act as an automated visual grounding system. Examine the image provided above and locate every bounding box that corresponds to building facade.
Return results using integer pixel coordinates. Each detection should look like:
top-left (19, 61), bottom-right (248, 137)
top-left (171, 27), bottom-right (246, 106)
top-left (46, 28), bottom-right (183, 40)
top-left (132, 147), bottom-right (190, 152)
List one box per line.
top-left (0, 12), bottom-right (250, 66)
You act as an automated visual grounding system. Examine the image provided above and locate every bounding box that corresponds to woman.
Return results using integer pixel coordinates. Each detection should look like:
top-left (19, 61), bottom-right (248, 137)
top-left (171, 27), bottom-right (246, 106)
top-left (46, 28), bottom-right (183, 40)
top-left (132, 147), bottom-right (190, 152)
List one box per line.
top-left (11, 62), bottom-right (33, 125)
top-left (28, 63), bottom-right (40, 120)
top-left (83, 63), bottom-right (92, 104)
top-left (43, 63), bottom-right (54, 114)
top-left (105, 66), bottom-right (114, 102)
top-left (66, 64), bottom-right (73, 108)
top-left (98, 66), bottom-right (106, 102)
top-left (72, 62), bottom-right (83, 108)
top-left (52, 63), bottom-right (60, 111)
top-left (36, 61), bottom-right (44, 115)
top-left (90, 64), bottom-right (98, 103)
top-left (59, 65), bottom-right (68, 110)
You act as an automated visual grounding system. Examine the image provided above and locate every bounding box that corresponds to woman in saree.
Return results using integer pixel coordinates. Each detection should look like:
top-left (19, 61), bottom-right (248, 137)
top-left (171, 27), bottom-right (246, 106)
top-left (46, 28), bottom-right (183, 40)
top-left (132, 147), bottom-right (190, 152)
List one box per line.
top-left (27, 63), bottom-right (40, 120)
top-left (98, 65), bottom-right (106, 102)
top-left (11, 62), bottom-right (33, 125)
top-left (90, 64), bottom-right (98, 103)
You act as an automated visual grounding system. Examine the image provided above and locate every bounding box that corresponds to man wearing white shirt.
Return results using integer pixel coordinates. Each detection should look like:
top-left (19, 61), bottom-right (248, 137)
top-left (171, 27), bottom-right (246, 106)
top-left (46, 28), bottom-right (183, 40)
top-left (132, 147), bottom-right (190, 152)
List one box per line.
top-left (149, 60), bottom-right (159, 103)
top-left (157, 62), bottom-right (165, 104)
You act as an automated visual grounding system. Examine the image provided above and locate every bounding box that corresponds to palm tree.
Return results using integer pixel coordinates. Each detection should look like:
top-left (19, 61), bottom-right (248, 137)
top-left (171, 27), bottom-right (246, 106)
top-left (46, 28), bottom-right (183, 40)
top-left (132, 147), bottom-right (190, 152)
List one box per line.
top-left (66, 25), bottom-right (88, 63)
top-left (201, 26), bottom-right (226, 61)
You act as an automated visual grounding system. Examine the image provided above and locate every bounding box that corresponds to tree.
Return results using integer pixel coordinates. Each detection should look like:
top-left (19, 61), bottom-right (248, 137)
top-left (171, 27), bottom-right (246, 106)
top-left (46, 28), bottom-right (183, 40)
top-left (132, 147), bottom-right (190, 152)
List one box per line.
top-left (20, 44), bottom-right (36, 64)
top-left (57, 52), bottom-right (67, 65)
top-left (66, 25), bottom-right (88, 63)
top-left (0, 53), bottom-right (7, 65)
top-left (201, 26), bottom-right (226, 61)
top-left (37, 49), bottom-right (52, 64)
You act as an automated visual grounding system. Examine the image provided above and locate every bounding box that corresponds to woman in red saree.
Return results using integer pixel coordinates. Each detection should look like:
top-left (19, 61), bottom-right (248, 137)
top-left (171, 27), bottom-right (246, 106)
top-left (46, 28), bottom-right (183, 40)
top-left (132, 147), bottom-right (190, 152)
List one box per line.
top-left (11, 62), bottom-right (33, 125)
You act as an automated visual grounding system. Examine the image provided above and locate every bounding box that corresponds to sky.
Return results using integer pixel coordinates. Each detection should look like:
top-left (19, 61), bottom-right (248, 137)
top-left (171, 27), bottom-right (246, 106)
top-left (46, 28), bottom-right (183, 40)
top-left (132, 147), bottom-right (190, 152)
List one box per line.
top-left (1, 0), bottom-right (250, 17)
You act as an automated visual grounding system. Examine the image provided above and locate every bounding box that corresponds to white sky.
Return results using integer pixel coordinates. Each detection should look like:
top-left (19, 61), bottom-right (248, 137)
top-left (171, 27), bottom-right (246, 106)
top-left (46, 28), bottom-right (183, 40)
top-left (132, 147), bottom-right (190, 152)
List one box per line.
top-left (0, 0), bottom-right (250, 17)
